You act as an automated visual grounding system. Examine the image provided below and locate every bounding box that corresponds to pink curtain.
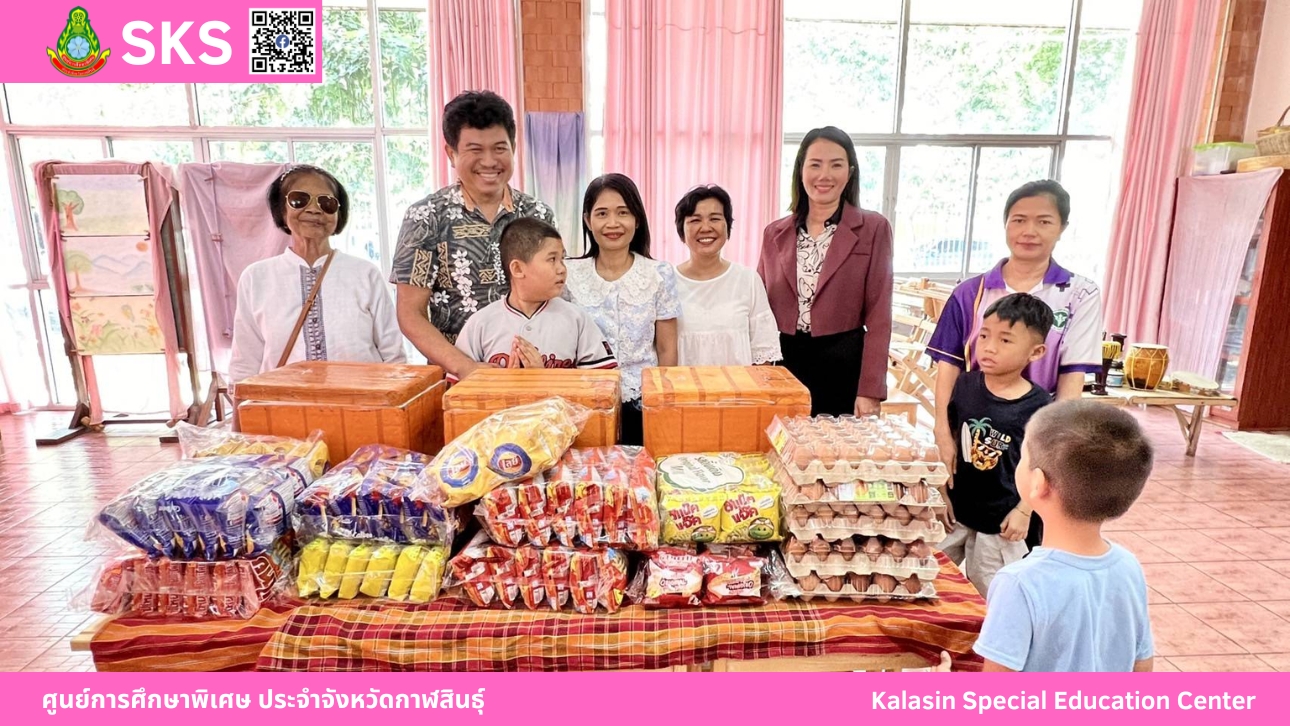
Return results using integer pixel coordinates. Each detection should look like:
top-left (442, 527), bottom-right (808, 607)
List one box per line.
top-left (605, 0), bottom-right (784, 266)
top-left (1158, 168), bottom-right (1282, 380)
top-left (1101, 0), bottom-right (1222, 342)
top-left (428, 0), bottom-right (524, 191)
top-left (32, 161), bottom-right (185, 425)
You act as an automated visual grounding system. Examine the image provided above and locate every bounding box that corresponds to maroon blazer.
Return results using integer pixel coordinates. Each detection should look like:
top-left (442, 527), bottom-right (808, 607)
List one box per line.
top-left (757, 203), bottom-right (894, 400)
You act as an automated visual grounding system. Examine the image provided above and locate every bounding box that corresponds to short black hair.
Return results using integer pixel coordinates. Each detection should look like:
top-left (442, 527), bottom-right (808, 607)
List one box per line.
top-left (982, 293), bottom-right (1054, 343)
top-left (267, 164), bottom-right (350, 235)
top-left (790, 127), bottom-right (861, 226)
top-left (442, 91), bottom-right (517, 149)
top-left (1025, 401), bottom-right (1154, 522)
top-left (500, 217), bottom-right (562, 283)
top-left (674, 185), bottom-right (734, 240)
top-left (1004, 179), bottom-right (1071, 227)
top-left (580, 173), bottom-right (653, 259)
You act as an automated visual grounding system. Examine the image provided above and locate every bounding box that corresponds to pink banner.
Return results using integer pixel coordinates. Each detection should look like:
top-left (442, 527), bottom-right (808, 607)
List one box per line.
top-left (0, 2), bottom-right (322, 82)
top-left (11, 672), bottom-right (1289, 723)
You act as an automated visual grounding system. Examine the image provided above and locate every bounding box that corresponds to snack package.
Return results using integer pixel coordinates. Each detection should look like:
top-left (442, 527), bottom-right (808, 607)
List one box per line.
top-left (176, 422), bottom-right (330, 480)
top-left (643, 547), bottom-right (703, 608)
top-left (656, 453), bottom-right (781, 545)
top-left (421, 398), bottom-right (590, 507)
top-left (702, 553), bottom-right (766, 606)
top-left (295, 536), bottom-right (447, 603)
top-left (296, 445), bottom-right (461, 545)
top-left (95, 459), bottom-right (303, 560)
top-left (476, 446), bottom-right (659, 549)
top-left (446, 532), bottom-right (627, 613)
top-left (79, 542), bottom-right (290, 619)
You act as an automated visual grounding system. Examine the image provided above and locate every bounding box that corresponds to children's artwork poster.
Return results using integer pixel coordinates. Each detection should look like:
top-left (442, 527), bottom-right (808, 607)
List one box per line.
top-left (61, 236), bottom-right (155, 297)
top-left (51, 174), bottom-right (149, 237)
top-left (69, 296), bottom-right (165, 355)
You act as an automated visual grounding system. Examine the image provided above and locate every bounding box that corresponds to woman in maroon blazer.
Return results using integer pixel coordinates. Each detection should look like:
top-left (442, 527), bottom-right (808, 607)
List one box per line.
top-left (758, 127), bottom-right (894, 416)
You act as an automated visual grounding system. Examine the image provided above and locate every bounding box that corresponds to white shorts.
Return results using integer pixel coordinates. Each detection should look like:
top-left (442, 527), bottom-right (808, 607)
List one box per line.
top-left (937, 525), bottom-right (1029, 597)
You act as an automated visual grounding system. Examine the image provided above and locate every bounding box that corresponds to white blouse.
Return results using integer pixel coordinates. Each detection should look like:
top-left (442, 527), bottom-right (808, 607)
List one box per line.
top-left (563, 254), bottom-right (681, 402)
top-left (674, 261), bottom-right (782, 366)
top-left (229, 249), bottom-right (406, 383)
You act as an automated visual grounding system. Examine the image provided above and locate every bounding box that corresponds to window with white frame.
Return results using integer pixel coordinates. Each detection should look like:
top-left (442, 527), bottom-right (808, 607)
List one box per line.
top-left (0, 0), bottom-right (432, 410)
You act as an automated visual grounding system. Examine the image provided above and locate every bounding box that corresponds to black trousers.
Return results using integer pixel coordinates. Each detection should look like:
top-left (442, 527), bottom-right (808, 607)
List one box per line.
top-left (620, 398), bottom-right (644, 446)
top-left (780, 328), bottom-right (865, 417)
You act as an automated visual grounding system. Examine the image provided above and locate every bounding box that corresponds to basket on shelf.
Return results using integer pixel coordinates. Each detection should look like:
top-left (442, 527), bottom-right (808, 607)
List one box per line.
top-left (1255, 105), bottom-right (1290, 157)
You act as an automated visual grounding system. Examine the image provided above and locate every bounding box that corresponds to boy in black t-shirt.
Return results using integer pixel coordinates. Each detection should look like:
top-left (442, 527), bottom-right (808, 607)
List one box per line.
top-left (940, 293), bottom-right (1053, 596)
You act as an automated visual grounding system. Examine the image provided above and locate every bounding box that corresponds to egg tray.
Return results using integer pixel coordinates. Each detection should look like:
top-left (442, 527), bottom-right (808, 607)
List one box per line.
top-left (785, 553), bottom-right (940, 581)
top-left (787, 516), bottom-right (946, 546)
top-left (779, 472), bottom-right (946, 506)
top-left (775, 457), bottom-right (950, 487)
top-left (795, 578), bottom-right (937, 602)
top-left (781, 487), bottom-right (946, 517)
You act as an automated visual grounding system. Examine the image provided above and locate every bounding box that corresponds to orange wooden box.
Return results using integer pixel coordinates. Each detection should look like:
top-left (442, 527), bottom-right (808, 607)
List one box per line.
top-left (234, 362), bottom-right (446, 460)
top-left (642, 366), bottom-right (811, 456)
top-left (442, 369), bottom-right (621, 447)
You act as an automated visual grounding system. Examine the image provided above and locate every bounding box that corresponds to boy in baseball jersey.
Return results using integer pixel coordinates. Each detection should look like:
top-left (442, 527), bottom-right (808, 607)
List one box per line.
top-left (452, 218), bottom-right (617, 381)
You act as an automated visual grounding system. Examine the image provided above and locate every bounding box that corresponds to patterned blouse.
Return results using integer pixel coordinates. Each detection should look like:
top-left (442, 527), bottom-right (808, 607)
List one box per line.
top-left (795, 222), bottom-right (837, 332)
top-left (563, 254), bottom-right (681, 402)
top-left (389, 183), bottom-right (555, 342)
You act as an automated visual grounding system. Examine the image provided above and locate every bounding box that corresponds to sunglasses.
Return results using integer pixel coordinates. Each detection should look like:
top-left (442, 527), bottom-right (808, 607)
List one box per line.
top-left (286, 190), bottom-right (340, 215)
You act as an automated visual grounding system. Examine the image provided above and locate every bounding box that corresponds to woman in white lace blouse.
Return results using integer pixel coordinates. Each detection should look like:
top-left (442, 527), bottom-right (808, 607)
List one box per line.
top-left (672, 185), bottom-right (782, 367)
top-left (564, 174), bottom-right (680, 445)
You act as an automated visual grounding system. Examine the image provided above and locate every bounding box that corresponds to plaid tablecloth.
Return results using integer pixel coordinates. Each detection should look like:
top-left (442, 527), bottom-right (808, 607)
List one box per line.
top-left (90, 604), bottom-right (296, 672)
top-left (257, 553), bottom-right (985, 672)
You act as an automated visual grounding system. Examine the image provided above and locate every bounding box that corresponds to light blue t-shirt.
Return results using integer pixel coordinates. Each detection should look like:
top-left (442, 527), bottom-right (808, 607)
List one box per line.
top-left (973, 543), bottom-right (1153, 672)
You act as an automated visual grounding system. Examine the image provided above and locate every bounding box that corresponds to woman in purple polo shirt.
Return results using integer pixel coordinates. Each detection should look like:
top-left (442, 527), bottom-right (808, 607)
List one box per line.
top-left (926, 180), bottom-right (1103, 545)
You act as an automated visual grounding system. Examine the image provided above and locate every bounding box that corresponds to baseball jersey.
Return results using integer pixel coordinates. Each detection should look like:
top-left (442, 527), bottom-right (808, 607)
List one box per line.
top-left (452, 296), bottom-right (618, 381)
top-left (927, 259), bottom-right (1102, 394)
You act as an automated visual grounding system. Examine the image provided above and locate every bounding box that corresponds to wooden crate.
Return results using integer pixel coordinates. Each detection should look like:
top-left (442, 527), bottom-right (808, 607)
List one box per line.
top-left (234, 362), bottom-right (445, 460)
top-left (642, 366), bottom-right (811, 455)
top-left (442, 369), bottom-right (621, 447)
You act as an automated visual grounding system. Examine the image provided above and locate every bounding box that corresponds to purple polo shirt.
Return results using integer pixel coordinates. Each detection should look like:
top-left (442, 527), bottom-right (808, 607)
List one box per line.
top-left (926, 259), bottom-right (1103, 394)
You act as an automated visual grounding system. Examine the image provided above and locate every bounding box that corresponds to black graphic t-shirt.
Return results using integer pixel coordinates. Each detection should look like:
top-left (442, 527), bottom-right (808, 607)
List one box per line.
top-left (946, 370), bottom-right (1051, 534)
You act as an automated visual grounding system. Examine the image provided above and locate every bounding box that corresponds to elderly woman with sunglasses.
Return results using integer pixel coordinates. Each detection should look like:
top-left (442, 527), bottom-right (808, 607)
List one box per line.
top-left (230, 164), bottom-right (405, 383)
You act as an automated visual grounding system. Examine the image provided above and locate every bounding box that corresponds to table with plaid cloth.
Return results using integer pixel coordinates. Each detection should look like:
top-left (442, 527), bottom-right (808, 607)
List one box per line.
top-left (86, 604), bottom-right (296, 672)
top-left (256, 553), bottom-right (985, 672)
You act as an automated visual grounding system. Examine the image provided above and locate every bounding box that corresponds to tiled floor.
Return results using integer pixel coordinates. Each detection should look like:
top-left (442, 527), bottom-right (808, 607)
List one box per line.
top-left (1, 407), bottom-right (1289, 671)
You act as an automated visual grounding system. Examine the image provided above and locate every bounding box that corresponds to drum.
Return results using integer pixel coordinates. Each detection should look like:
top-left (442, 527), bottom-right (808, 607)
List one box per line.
top-left (1124, 344), bottom-right (1170, 390)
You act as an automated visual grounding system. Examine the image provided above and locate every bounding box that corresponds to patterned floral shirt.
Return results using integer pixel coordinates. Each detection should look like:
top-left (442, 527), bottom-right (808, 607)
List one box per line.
top-left (389, 183), bottom-right (555, 341)
top-left (795, 222), bottom-right (836, 332)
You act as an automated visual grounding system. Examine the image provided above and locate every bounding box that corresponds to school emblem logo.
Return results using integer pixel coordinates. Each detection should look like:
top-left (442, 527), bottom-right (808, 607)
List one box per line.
top-left (47, 7), bottom-right (111, 78)
top-left (1052, 309), bottom-right (1070, 330)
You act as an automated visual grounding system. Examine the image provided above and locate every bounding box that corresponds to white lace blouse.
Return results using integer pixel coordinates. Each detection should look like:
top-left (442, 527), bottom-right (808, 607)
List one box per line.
top-left (563, 255), bottom-right (681, 402)
top-left (674, 261), bottom-right (782, 366)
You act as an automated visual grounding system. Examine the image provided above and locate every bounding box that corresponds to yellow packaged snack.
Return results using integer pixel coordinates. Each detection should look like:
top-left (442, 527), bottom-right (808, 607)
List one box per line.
top-left (359, 543), bottom-right (401, 598)
top-left (409, 546), bottom-right (448, 603)
top-left (337, 543), bottom-right (373, 599)
top-left (320, 540), bottom-right (355, 598)
top-left (296, 537), bottom-right (330, 597)
top-left (387, 545), bottom-right (428, 601)
top-left (657, 453), bottom-right (781, 544)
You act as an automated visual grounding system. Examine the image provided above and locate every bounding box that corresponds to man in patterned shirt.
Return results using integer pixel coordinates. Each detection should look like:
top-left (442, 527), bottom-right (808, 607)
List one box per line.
top-left (391, 91), bottom-right (556, 380)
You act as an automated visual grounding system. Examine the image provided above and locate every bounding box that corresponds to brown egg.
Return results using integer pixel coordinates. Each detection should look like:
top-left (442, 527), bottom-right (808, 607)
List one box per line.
top-left (818, 444), bottom-right (838, 468)
top-left (880, 501), bottom-right (902, 516)
top-left (873, 574), bottom-right (898, 593)
top-left (860, 503), bottom-right (885, 519)
top-left (870, 447), bottom-right (891, 463)
top-left (919, 444), bottom-right (941, 463)
top-left (902, 575), bottom-right (922, 595)
top-left (892, 446), bottom-right (915, 462)
top-left (798, 573), bottom-right (821, 591)
top-left (838, 442), bottom-right (861, 462)
top-left (913, 506), bottom-right (934, 521)
top-left (862, 536), bottom-right (884, 560)
top-left (885, 539), bottom-right (908, 559)
top-left (824, 575), bottom-right (845, 592)
top-left (791, 443), bottom-right (815, 469)
top-left (906, 483), bottom-right (929, 503)
top-left (848, 573), bottom-right (872, 593)
top-left (785, 536), bottom-right (807, 562)
top-left (893, 507), bottom-right (914, 526)
top-left (835, 537), bottom-right (857, 561)
top-left (803, 481), bottom-right (826, 500)
top-left (840, 503), bottom-right (859, 518)
top-left (907, 541), bottom-right (932, 559)
top-left (816, 507), bottom-right (836, 526)
top-left (810, 536), bottom-right (833, 561)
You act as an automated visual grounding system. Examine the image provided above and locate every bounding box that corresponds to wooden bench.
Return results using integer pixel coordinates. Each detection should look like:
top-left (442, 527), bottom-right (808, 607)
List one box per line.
top-left (882, 390), bottom-right (921, 427)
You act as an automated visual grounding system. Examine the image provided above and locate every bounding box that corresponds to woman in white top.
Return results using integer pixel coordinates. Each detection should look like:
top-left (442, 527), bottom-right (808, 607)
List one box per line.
top-left (564, 174), bottom-right (680, 445)
top-left (230, 165), bottom-right (405, 384)
top-left (672, 185), bottom-right (782, 366)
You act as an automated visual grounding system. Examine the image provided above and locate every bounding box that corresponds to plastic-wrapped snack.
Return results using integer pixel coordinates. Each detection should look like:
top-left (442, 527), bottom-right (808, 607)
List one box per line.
top-left (296, 445), bottom-right (458, 545)
top-left (657, 453), bottom-right (781, 545)
top-left (542, 548), bottom-right (572, 610)
top-left (446, 533), bottom-right (625, 613)
top-left (95, 459), bottom-right (300, 560)
top-left (359, 543), bottom-right (400, 598)
top-left (176, 422), bottom-right (330, 480)
top-left (319, 540), bottom-right (354, 598)
top-left (643, 547), bottom-right (703, 608)
top-left (701, 553), bottom-right (766, 606)
top-left (388, 544), bottom-right (428, 601)
top-left (421, 398), bottom-right (589, 507)
top-left (294, 537), bottom-right (447, 603)
top-left (296, 537), bottom-right (329, 597)
top-left (408, 546), bottom-right (447, 604)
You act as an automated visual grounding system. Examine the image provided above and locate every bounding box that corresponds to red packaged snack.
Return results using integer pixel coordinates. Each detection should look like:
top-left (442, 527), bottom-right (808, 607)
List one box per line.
top-left (160, 560), bottom-right (185, 617)
top-left (211, 562), bottom-right (241, 618)
top-left (702, 554), bottom-right (766, 606)
top-left (598, 549), bottom-right (629, 614)
top-left (568, 551), bottom-right (600, 614)
top-left (480, 485), bottom-right (525, 547)
top-left (515, 546), bottom-right (546, 610)
top-left (516, 479), bottom-right (550, 544)
top-left (91, 561), bottom-right (130, 614)
top-left (547, 479), bottom-right (578, 546)
top-left (542, 548), bottom-right (572, 610)
top-left (644, 548), bottom-right (703, 608)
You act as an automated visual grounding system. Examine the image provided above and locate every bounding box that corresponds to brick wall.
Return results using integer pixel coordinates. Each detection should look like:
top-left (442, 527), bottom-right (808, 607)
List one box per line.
top-left (1208, 0), bottom-right (1267, 142)
top-left (520, 0), bottom-right (585, 113)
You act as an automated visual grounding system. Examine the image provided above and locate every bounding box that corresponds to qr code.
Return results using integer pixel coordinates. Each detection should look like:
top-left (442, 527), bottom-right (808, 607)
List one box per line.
top-left (250, 8), bottom-right (317, 75)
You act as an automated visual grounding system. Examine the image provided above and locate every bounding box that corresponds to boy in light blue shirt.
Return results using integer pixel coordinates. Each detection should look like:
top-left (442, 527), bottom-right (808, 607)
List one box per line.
top-left (973, 401), bottom-right (1155, 672)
